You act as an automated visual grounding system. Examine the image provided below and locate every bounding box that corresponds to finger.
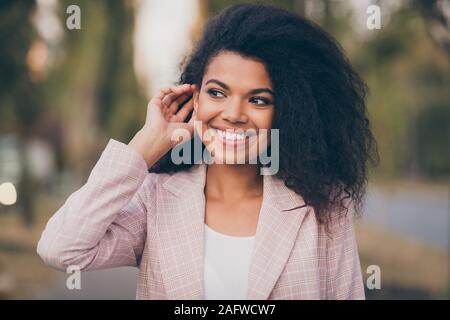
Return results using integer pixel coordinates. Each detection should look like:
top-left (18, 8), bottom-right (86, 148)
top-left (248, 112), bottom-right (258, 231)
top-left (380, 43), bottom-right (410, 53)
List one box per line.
top-left (161, 89), bottom-right (183, 115)
top-left (160, 84), bottom-right (194, 115)
top-left (153, 87), bottom-right (171, 111)
top-left (161, 84), bottom-right (192, 108)
top-left (152, 87), bottom-right (167, 103)
top-left (160, 87), bottom-right (172, 94)
top-left (166, 84), bottom-right (195, 112)
top-left (159, 87), bottom-right (172, 103)
top-left (162, 92), bottom-right (178, 109)
top-left (170, 83), bottom-right (191, 94)
top-left (167, 92), bottom-right (192, 115)
top-left (172, 97), bottom-right (194, 122)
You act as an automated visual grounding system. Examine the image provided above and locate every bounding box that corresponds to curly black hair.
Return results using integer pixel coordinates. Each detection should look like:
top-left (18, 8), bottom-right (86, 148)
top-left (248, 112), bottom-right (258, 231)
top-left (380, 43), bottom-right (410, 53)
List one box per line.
top-left (149, 4), bottom-right (379, 225)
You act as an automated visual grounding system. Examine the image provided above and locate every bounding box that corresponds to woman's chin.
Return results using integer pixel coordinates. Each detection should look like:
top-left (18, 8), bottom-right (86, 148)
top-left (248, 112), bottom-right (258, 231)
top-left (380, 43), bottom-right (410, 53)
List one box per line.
top-left (210, 154), bottom-right (244, 165)
top-left (208, 139), bottom-right (268, 163)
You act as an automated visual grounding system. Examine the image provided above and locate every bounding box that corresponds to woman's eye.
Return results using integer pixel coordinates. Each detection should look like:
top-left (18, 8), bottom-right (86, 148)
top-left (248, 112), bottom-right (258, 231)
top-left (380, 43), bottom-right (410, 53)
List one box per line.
top-left (207, 89), bottom-right (225, 98)
top-left (250, 96), bottom-right (272, 105)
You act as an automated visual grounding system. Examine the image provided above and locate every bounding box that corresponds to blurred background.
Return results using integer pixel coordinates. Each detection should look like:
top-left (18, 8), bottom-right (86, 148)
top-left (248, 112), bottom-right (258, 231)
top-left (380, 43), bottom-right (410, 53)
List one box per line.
top-left (0, 0), bottom-right (448, 300)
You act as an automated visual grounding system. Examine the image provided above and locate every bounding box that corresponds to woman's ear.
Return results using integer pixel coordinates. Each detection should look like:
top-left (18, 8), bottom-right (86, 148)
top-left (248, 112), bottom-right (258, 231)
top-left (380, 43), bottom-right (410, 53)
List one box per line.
top-left (192, 86), bottom-right (199, 112)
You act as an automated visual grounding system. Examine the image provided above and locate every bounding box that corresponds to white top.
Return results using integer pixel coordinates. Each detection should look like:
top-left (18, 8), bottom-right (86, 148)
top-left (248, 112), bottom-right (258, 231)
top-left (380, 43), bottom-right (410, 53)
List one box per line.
top-left (203, 223), bottom-right (255, 300)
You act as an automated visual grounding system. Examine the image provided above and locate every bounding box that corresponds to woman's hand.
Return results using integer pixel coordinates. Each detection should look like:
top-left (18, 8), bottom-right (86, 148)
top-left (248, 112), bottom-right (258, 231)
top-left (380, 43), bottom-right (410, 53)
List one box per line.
top-left (128, 83), bottom-right (197, 167)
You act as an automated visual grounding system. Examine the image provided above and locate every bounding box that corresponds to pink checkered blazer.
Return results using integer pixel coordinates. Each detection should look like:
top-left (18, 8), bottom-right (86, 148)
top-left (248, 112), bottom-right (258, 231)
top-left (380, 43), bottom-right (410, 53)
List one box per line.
top-left (37, 139), bottom-right (365, 300)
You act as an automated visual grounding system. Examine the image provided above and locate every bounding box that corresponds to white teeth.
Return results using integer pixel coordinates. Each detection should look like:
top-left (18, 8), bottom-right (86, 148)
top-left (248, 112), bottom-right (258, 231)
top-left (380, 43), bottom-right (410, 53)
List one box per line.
top-left (213, 128), bottom-right (246, 141)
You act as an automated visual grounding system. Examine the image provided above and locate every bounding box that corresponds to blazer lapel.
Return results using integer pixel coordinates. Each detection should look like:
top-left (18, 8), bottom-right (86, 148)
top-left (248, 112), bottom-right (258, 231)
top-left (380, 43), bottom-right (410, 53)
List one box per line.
top-left (156, 163), bottom-right (207, 299)
top-left (246, 170), bottom-right (309, 299)
top-left (156, 163), bottom-right (309, 300)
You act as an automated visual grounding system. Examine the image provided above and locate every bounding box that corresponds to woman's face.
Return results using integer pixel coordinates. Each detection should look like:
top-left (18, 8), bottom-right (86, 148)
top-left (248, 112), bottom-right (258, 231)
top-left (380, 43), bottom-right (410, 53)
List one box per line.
top-left (193, 51), bottom-right (274, 164)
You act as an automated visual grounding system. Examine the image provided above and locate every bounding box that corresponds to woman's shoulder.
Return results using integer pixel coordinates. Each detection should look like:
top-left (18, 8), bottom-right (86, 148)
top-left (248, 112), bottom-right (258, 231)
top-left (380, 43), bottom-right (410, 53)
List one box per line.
top-left (143, 164), bottom-right (203, 189)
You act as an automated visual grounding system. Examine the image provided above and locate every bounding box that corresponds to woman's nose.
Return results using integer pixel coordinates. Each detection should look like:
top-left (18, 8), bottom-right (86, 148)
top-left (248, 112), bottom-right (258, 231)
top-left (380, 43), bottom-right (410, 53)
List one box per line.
top-left (221, 98), bottom-right (248, 123)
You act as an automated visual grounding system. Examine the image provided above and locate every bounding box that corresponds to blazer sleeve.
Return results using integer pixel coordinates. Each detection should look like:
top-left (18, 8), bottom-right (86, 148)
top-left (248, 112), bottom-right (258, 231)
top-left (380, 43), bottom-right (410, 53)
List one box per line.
top-left (326, 210), bottom-right (366, 300)
top-left (37, 138), bottom-right (155, 272)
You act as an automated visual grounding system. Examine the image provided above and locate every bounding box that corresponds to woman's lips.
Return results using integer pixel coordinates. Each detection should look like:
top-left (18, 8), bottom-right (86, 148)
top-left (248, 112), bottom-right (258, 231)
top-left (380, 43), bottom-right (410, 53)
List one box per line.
top-left (209, 127), bottom-right (256, 146)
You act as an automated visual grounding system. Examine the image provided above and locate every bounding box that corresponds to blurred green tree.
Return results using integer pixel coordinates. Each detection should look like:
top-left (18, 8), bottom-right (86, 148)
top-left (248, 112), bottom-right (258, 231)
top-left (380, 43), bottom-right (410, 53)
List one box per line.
top-left (52, 0), bottom-right (146, 181)
top-left (0, 0), bottom-right (42, 226)
top-left (356, 3), bottom-right (450, 180)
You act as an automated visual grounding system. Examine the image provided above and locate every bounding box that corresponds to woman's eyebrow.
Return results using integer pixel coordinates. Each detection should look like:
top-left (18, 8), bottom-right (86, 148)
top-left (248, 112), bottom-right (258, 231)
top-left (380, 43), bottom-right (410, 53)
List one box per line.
top-left (205, 79), bottom-right (274, 96)
top-left (249, 88), bottom-right (274, 96)
top-left (205, 79), bottom-right (229, 90)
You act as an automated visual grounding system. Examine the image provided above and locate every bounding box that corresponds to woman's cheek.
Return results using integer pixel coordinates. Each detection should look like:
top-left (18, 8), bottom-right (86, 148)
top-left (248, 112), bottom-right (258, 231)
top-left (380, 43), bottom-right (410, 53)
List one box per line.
top-left (195, 99), bottom-right (216, 144)
top-left (197, 100), bottom-right (221, 123)
top-left (196, 95), bottom-right (210, 119)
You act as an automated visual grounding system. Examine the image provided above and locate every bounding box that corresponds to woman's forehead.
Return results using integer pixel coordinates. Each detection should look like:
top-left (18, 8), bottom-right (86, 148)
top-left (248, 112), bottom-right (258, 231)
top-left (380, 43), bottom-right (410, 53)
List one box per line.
top-left (203, 51), bottom-right (272, 90)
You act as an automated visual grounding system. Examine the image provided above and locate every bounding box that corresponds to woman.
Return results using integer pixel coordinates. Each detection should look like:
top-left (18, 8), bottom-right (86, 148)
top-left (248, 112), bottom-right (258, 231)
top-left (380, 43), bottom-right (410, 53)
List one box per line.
top-left (37, 4), bottom-right (378, 300)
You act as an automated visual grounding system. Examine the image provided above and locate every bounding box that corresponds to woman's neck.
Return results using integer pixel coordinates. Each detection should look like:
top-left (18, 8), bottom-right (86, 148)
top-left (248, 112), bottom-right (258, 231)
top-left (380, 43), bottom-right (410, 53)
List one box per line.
top-left (205, 164), bottom-right (263, 201)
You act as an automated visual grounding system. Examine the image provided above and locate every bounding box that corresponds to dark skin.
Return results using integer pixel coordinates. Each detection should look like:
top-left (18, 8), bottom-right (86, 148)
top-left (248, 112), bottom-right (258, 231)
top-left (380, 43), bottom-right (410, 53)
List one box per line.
top-left (129, 51), bottom-right (275, 237)
top-left (193, 51), bottom-right (275, 237)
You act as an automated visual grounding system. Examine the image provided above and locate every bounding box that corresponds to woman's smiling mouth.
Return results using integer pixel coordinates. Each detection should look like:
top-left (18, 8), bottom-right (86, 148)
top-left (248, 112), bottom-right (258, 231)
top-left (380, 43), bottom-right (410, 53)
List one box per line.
top-left (208, 126), bottom-right (257, 146)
